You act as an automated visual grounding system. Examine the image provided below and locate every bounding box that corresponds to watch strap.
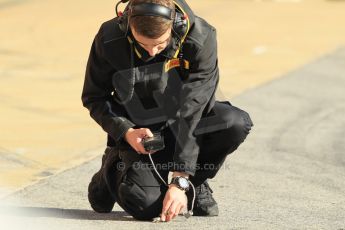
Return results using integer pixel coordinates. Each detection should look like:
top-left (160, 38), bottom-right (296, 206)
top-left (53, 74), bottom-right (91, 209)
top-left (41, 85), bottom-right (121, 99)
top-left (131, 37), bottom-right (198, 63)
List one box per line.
top-left (170, 176), bottom-right (190, 192)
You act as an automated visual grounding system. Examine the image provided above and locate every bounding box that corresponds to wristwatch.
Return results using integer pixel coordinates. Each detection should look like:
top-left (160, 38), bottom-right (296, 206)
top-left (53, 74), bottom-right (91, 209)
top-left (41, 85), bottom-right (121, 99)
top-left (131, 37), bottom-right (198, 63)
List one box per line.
top-left (170, 176), bottom-right (190, 192)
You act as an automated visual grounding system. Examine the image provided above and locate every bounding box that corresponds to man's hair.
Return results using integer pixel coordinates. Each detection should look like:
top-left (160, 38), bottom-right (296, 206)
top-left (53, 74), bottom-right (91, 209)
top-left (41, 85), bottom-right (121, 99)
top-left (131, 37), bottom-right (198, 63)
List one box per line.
top-left (129, 0), bottom-right (175, 39)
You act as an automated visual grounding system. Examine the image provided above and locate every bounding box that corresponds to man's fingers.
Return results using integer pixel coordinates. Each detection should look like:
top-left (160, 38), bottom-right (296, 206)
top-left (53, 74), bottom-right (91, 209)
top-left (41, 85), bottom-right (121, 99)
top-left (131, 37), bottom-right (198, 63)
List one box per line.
top-left (166, 202), bottom-right (178, 221)
top-left (137, 139), bottom-right (149, 154)
top-left (161, 198), bottom-right (173, 222)
top-left (135, 128), bottom-right (152, 154)
top-left (171, 203), bottom-right (181, 219)
top-left (145, 128), bottom-right (153, 137)
top-left (161, 198), bottom-right (172, 215)
top-left (139, 128), bottom-right (153, 138)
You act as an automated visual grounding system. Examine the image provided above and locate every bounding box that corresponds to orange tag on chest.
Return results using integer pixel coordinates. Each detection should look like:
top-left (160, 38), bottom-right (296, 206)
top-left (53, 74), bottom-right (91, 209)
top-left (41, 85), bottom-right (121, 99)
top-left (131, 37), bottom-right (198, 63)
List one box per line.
top-left (164, 58), bottom-right (190, 72)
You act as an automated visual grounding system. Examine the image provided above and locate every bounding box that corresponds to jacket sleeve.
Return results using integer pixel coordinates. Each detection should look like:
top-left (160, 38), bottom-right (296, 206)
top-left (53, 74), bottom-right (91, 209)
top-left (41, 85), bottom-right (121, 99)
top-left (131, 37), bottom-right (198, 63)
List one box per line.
top-left (81, 31), bottom-right (135, 142)
top-left (172, 28), bottom-right (219, 176)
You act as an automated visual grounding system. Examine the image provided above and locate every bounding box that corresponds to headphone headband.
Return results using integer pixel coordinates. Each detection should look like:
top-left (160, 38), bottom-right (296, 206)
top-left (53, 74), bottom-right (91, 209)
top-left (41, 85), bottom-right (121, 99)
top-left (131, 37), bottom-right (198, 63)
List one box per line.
top-left (130, 3), bottom-right (174, 20)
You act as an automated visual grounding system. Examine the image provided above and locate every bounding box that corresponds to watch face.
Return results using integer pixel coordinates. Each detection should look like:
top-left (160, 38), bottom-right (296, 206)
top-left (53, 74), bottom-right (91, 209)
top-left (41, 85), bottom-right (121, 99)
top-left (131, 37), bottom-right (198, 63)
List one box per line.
top-left (178, 177), bottom-right (189, 189)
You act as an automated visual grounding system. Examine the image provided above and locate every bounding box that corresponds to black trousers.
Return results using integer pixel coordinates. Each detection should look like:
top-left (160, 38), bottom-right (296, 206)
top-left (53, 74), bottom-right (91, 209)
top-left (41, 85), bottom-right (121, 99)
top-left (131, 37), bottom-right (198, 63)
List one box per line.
top-left (98, 101), bottom-right (253, 220)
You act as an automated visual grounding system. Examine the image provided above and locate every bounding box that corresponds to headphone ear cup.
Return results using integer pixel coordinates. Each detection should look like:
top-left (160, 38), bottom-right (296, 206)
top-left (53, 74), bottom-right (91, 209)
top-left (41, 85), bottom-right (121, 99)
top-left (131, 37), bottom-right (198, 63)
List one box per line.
top-left (117, 1), bottom-right (131, 35)
top-left (173, 11), bottom-right (188, 40)
top-left (118, 13), bottom-right (129, 34)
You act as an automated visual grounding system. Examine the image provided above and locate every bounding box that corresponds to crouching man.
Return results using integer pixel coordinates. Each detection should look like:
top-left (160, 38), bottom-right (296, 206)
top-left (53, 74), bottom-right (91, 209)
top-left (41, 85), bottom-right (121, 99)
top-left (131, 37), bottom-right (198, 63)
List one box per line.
top-left (82, 0), bottom-right (253, 222)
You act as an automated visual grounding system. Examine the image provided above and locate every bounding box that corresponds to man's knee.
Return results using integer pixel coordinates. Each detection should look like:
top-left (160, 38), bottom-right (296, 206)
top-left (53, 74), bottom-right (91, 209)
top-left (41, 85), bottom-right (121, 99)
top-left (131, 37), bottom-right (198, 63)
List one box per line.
top-left (226, 108), bottom-right (253, 142)
top-left (197, 101), bottom-right (253, 139)
top-left (213, 101), bottom-right (253, 143)
top-left (117, 181), bottom-right (163, 221)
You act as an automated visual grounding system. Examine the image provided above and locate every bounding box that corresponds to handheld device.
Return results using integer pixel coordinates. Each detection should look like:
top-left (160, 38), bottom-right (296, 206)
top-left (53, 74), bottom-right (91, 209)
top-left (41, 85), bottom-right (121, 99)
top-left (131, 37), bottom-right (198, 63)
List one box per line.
top-left (142, 132), bottom-right (165, 152)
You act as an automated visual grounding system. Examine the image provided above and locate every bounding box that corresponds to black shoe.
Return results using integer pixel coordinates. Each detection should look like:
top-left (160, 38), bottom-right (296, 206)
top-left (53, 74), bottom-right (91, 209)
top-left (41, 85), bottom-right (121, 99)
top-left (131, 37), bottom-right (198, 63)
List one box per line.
top-left (88, 147), bottom-right (119, 213)
top-left (187, 180), bottom-right (219, 216)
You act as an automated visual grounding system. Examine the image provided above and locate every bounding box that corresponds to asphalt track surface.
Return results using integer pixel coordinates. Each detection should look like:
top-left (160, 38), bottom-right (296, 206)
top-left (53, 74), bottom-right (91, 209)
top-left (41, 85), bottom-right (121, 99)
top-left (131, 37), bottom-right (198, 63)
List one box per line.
top-left (1, 48), bottom-right (344, 229)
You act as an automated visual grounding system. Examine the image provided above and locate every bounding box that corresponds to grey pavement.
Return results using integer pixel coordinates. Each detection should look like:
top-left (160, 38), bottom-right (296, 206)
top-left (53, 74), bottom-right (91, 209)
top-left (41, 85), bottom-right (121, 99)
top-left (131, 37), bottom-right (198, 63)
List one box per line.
top-left (1, 48), bottom-right (345, 229)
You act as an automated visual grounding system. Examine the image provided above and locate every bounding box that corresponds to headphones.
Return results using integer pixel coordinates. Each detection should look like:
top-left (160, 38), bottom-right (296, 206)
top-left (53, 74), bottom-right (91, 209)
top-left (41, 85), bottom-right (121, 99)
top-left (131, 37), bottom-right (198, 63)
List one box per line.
top-left (116, 0), bottom-right (188, 41)
top-left (112, 0), bottom-right (189, 105)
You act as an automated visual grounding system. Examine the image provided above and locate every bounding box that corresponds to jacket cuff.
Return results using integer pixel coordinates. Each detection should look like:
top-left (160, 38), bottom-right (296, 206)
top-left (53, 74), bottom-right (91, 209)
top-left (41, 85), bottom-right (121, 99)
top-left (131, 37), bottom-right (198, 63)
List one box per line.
top-left (171, 160), bottom-right (197, 176)
top-left (109, 117), bottom-right (135, 142)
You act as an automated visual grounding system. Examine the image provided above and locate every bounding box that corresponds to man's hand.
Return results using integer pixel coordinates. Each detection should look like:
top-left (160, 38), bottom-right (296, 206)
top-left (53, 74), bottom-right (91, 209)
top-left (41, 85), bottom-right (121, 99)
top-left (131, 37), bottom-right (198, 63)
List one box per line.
top-left (124, 128), bottom-right (154, 154)
top-left (160, 185), bottom-right (188, 222)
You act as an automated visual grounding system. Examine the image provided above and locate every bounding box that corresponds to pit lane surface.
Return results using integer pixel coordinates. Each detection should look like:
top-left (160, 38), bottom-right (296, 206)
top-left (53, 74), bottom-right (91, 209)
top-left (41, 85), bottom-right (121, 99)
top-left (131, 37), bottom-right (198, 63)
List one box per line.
top-left (1, 48), bottom-right (344, 229)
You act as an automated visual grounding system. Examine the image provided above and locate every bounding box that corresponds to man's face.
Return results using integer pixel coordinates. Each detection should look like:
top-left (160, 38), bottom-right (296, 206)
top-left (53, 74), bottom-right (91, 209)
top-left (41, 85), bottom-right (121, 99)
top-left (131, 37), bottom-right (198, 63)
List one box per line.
top-left (131, 26), bottom-right (172, 57)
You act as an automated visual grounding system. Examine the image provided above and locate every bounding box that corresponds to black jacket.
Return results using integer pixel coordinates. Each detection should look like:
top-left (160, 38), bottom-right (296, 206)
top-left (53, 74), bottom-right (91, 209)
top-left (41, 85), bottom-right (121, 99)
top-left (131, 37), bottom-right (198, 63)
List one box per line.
top-left (82, 0), bottom-right (219, 176)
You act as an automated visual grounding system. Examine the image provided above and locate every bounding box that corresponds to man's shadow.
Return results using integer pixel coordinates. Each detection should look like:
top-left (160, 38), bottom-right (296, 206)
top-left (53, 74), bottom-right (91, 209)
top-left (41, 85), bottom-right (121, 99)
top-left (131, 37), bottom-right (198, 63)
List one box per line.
top-left (0, 206), bottom-right (135, 221)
